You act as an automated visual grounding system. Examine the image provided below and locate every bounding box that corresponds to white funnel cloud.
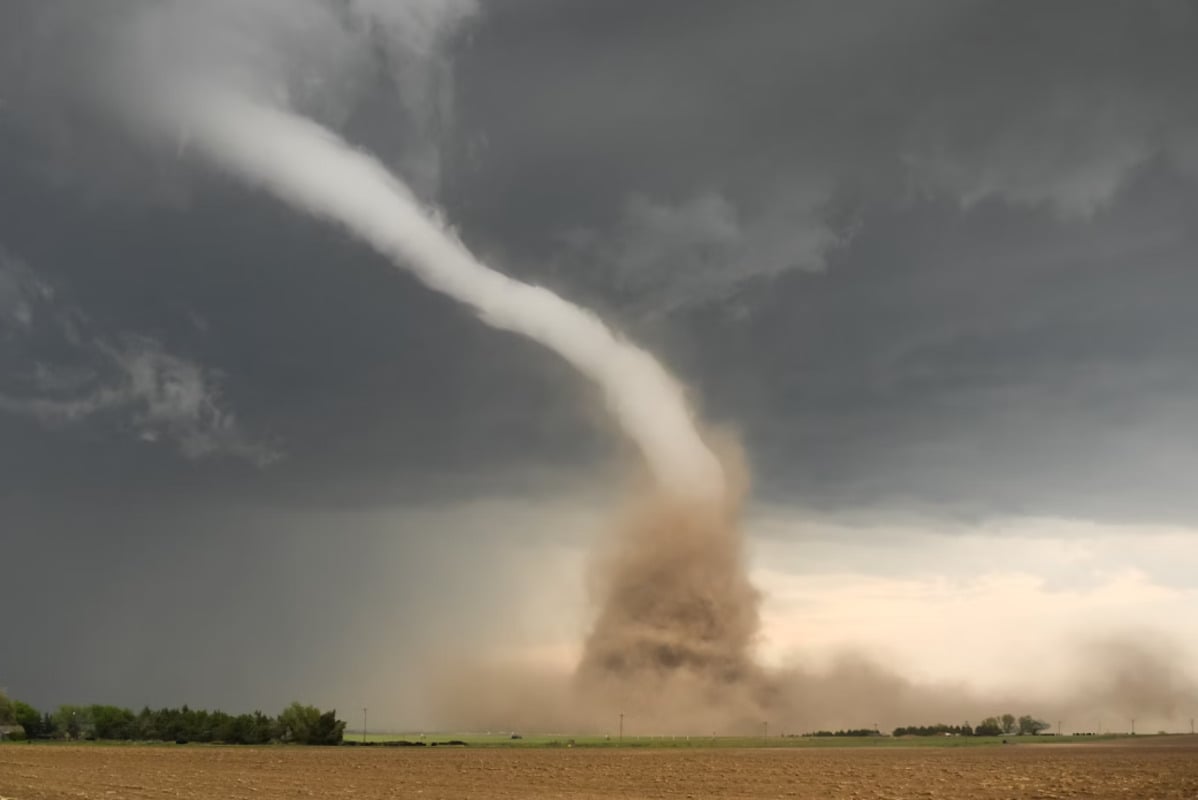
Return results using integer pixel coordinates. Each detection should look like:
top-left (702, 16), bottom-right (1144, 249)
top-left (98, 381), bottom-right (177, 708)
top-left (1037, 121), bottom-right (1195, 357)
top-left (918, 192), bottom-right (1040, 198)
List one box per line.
top-left (163, 89), bottom-right (724, 501)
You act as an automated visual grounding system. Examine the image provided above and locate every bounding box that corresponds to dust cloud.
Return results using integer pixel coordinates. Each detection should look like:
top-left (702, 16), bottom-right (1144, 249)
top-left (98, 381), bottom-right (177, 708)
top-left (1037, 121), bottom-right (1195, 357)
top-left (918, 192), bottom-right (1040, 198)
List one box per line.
top-left (578, 444), bottom-right (758, 689)
top-left (426, 453), bottom-right (1198, 735)
top-left (428, 631), bottom-right (1198, 736)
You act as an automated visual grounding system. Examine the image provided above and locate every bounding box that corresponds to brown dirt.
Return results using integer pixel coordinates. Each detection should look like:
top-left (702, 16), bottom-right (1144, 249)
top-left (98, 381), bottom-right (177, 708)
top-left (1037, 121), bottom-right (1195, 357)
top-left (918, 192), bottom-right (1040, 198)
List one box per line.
top-left (3, 740), bottom-right (1198, 800)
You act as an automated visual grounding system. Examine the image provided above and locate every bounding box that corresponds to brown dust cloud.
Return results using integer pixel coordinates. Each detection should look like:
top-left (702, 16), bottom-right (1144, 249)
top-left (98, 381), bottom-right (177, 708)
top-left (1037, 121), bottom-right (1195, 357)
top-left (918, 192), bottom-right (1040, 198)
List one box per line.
top-left (425, 440), bottom-right (1198, 736)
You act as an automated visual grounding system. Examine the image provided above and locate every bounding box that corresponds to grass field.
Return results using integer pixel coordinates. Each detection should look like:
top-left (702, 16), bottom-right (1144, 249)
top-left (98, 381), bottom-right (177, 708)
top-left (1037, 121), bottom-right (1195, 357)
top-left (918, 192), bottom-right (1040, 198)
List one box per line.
top-left (2, 731), bottom-right (1149, 750)
top-left (339, 731), bottom-right (1139, 748)
top-left (3, 733), bottom-right (1144, 749)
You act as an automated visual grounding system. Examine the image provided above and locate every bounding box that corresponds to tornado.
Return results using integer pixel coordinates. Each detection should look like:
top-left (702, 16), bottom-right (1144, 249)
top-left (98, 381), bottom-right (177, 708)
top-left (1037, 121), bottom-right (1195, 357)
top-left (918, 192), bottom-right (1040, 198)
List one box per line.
top-left (153, 86), bottom-right (761, 720)
top-left (163, 91), bottom-right (723, 504)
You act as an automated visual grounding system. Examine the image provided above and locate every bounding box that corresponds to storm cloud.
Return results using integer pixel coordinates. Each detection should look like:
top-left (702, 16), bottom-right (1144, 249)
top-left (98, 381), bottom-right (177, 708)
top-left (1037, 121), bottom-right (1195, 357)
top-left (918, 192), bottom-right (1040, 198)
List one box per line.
top-left (2, 1), bottom-right (1197, 732)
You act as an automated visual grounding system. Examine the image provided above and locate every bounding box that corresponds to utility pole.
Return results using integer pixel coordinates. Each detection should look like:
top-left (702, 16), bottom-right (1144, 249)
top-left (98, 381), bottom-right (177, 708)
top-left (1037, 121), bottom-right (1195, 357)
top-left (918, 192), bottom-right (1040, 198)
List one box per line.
top-left (619, 712), bottom-right (624, 743)
top-left (1131, 718), bottom-right (1136, 736)
top-left (362, 708), bottom-right (367, 744)
top-left (762, 721), bottom-right (768, 744)
top-left (1057, 720), bottom-right (1062, 737)
top-left (1190, 718), bottom-right (1194, 735)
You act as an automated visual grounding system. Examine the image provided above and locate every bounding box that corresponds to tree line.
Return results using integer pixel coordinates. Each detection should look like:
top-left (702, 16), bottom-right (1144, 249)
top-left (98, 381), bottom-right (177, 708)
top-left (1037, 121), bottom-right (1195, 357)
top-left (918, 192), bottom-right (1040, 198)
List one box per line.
top-left (0, 691), bottom-right (344, 745)
top-left (893, 713), bottom-right (1050, 737)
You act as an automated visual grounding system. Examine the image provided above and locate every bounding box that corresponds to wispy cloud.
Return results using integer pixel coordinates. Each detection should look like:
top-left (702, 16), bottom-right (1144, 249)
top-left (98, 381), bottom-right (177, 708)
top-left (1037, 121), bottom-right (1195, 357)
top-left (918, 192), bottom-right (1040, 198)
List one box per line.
top-left (0, 246), bottom-right (277, 464)
top-left (0, 247), bottom-right (53, 332)
top-left (558, 189), bottom-right (844, 311)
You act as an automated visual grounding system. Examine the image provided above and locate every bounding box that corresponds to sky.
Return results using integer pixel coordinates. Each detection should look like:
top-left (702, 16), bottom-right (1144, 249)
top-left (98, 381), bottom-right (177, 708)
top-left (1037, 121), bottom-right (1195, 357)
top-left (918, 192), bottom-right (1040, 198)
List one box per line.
top-left (2, 0), bottom-right (1198, 734)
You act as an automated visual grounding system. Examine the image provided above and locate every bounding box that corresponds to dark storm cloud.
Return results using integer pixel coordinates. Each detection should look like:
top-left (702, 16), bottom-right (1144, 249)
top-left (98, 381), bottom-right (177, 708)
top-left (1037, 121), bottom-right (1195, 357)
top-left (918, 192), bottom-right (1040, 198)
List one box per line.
top-left (684, 166), bottom-right (1198, 520)
top-left (441, 0), bottom-right (1198, 520)
top-left (0, 244), bottom-right (275, 465)
top-left (2, 0), bottom-right (1198, 719)
top-left (449, 0), bottom-right (1198, 295)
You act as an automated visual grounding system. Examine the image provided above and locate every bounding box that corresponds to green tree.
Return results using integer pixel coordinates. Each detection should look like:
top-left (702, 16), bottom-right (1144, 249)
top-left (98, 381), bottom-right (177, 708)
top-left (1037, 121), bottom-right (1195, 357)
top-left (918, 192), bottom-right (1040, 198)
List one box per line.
top-left (88, 705), bottom-right (135, 740)
top-left (53, 705), bottom-right (91, 740)
top-left (1000, 713), bottom-right (1017, 734)
top-left (134, 706), bottom-right (157, 740)
top-left (189, 708), bottom-right (213, 742)
top-left (975, 717), bottom-right (1003, 736)
top-left (310, 710), bottom-right (345, 745)
top-left (217, 711), bottom-right (275, 744)
top-left (277, 702), bottom-right (345, 745)
top-left (249, 711), bottom-right (276, 744)
top-left (12, 701), bottom-right (42, 738)
top-left (278, 702), bottom-right (321, 744)
top-left (0, 690), bottom-right (12, 724)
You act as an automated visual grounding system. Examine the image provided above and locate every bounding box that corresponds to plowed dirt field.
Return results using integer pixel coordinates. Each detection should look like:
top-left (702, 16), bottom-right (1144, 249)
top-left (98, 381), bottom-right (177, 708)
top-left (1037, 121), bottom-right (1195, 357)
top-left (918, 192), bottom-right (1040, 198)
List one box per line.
top-left (3, 738), bottom-right (1197, 800)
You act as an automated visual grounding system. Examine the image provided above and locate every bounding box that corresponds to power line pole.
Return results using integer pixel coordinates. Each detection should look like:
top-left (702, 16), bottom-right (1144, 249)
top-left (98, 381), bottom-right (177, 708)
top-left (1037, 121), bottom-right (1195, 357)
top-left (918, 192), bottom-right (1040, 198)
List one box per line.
top-left (619, 712), bottom-right (623, 743)
top-left (362, 707), bottom-right (367, 744)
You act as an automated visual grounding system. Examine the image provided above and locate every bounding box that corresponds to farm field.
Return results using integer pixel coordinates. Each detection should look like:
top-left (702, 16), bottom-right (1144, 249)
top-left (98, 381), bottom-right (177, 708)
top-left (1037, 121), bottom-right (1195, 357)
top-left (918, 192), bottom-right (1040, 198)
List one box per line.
top-left (3, 737), bottom-right (1197, 800)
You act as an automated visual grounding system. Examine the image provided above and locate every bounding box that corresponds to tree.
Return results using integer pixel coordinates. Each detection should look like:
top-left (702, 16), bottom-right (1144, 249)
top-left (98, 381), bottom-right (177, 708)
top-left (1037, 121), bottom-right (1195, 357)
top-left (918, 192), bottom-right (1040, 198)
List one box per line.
top-left (0, 690), bottom-right (12, 724)
top-left (311, 710), bottom-right (345, 746)
top-left (89, 705), bottom-right (135, 740)
top-left (1018, 715), bottom-right (1050, 736)
top-left (53, 705), bottom-right (91, 740)
top-left (1000, 713), bottom-right (1017, 734)
top-left (12, 701), bottom-right (42, 738)
top-left (277, 702), bottom-right (344, 745)
top-left (134, 706), bottom-right (158, 740)
top-left (891, 723), bottom-right (971, 737)
top-left (278, 702), bottom-right (320, 744)
top-left (975, 717), bottom-right (1003, 736)
top-left (249, 711), bottom-right (275, 744)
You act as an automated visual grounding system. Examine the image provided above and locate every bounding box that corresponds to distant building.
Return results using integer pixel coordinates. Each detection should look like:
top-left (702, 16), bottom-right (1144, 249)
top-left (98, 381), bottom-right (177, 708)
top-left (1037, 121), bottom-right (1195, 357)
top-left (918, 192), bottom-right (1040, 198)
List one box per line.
top-left (0, 724), bottom-right (25, 741)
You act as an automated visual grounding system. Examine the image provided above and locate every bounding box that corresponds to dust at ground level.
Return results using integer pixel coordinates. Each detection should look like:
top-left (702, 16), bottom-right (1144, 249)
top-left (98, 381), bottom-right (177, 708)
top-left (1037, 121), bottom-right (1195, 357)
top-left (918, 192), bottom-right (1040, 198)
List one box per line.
top-left (2, 737), bottom-right (1197, 800)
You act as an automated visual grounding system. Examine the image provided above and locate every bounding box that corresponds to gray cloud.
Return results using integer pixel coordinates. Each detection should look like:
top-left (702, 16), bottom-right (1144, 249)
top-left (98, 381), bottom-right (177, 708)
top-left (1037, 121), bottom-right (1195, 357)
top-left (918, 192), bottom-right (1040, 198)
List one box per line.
top-left (1, 0), bottom-right (1194, 518)
top-left (0, 247), bottom-right (276, 464)
top-left (0, 247), bottom-right (50, 330)
top-left (689, 170), bottom-right (1198, 521)
top-left (555, 189), bottom-right (843, 311)
top-left (451, 1), bottom-right (1198, 303)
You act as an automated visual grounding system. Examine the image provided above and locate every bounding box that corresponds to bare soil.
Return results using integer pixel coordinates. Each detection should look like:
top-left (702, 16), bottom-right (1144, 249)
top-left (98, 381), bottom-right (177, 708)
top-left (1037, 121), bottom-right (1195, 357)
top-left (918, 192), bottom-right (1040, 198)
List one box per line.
top-left (3, 738), bottom-right (1197, 800)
